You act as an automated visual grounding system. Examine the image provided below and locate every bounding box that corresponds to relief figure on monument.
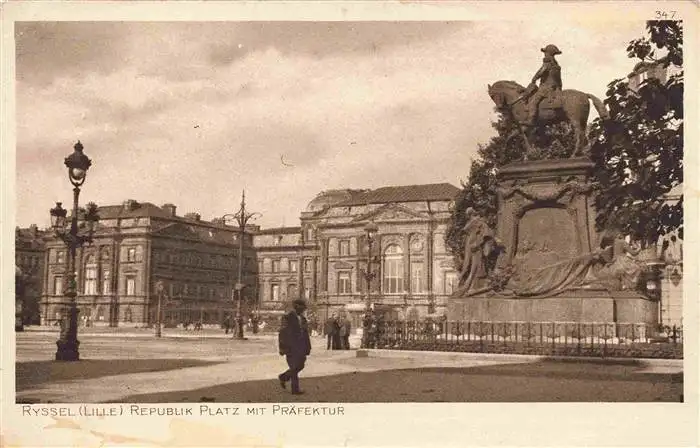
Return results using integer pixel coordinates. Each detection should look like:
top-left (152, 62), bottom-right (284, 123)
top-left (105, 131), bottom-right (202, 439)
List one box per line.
top-left (513, 206), bottom-right (579, 271)
top-left (592, 227), bottom-right (644, 292)
top-left (458, 207), bottom-right (502, 293)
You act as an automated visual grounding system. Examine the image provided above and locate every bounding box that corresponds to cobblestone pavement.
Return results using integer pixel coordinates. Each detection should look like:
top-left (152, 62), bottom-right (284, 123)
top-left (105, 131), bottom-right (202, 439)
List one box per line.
top-left (15, 331), bottom-right (683, 403)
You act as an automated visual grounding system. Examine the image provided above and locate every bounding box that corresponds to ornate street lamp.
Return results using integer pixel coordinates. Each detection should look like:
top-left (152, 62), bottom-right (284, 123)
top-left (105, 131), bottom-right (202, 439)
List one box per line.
top-left (362, 221), bottom-right (379, 310)
top-left (50, 141), bottom-right (99, 361)
top-left (361, 221), bottom-right (379, 348)
top-left (221, 190), bottom-right (261, 340)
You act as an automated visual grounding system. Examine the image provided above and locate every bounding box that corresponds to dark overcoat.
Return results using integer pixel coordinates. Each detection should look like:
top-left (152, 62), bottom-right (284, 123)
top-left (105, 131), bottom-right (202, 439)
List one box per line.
top-left (278, 311), bottom-right (312, 356)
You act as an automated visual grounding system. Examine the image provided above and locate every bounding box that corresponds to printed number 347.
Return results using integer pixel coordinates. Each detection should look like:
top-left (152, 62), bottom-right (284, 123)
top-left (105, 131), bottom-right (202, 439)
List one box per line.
top-left (655, 11), bottom-right (677, 19)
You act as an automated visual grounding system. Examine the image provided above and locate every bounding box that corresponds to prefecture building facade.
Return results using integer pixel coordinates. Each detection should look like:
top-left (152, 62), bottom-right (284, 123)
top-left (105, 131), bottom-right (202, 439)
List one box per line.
top-left (41, 200), bottom-right (256, 327)
top-left (255, 183), bottom-right (461, 328)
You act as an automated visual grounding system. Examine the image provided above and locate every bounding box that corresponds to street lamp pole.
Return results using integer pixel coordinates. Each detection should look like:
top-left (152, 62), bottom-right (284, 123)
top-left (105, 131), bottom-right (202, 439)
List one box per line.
top-left (362, 221), bottom-right (379, 311)
top-left (155, 280), bottom-right (165, 337)
top-left (222, 190), bottom-right (261, 340)
top-left (361, 221), bottom-right (378, 348)
top-left (50, 141), bottom-right (99, 361)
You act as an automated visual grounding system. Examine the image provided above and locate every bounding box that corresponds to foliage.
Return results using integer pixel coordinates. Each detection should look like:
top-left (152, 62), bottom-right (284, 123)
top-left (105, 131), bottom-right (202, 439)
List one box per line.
top-left (445, 115), bottom-right (574, 271)
top-left (589, 20), bottom-right (683, 244)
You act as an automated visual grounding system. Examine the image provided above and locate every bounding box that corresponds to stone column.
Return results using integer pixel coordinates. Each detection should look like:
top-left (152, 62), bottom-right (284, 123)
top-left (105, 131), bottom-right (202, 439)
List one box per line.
top-left (320, 238), bottom-right (329, 293)
top-left (403, 234), bottom-right (411, 296)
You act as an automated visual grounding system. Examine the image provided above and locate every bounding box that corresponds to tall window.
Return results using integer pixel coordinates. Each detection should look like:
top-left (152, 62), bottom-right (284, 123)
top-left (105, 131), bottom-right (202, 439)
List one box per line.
top-left (272, 260), bottom-right (280, 273)
top-left (127, 247), bottom-right (136, 262)
top-left (126, 276), bottom-right (136, 296)
top-left (54, 276), bottom-right (63, 295)
top-left (290, 260), bottom-right (298, 272)
top-left (383, 245), bottom-right (404, 294)
top-left (83, 255), bottom-right (97, 295)
top-left (102, 271), bottom-right (111, 294)
top-left (56, 250), bottom-right (66, 264)
top-left (338, 272), bottom-right (352, 294)
top-left (339, 240), bottom-right (350, 256)
top-left (411, 262), bottom-right (424, 294)
top-left (287, 284), bottom-right (297, 299)
top-left (271, 284), bottom-right (280, 301)
top-left (444, 272), bottom-right (458, 295)
top-left (84, 266), bottom-right (97, 295)
top-left (303, 258), bottom-right (312, 272)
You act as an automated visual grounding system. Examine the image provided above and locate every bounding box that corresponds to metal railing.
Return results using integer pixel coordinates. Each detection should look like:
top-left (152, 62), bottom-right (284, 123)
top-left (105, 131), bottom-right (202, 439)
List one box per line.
top-left (363, 320), bottom-right (683, 359)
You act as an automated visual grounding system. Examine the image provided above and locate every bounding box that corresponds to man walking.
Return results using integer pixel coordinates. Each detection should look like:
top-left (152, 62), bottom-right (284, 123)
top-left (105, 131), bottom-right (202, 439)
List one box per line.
top-left (278, 299), bottom-right (312, 395)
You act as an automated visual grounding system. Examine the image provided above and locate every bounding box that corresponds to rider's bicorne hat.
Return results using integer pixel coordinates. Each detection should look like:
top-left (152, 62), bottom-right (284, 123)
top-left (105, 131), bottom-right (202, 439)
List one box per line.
top-left (541, 44), bottom-right (562, 55)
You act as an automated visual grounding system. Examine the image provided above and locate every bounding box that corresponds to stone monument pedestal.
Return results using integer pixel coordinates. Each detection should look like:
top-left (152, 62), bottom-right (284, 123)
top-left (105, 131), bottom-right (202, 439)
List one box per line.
top-left (448, 290), bottom-right (658, 324)
top-left (448, 157), bottom-right (660, 326)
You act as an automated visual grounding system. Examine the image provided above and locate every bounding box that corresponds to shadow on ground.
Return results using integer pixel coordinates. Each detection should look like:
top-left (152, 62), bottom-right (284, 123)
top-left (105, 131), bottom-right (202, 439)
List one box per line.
top-left (118, 360), bottom-right (683, 403)
top-left (16, 359), bottom-right (221, 392)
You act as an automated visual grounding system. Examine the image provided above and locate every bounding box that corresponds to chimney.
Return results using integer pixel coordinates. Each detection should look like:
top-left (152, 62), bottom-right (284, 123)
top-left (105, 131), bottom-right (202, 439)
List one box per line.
top-left (184, 213), bottom-right (201, 221)
top-left (162, 203), bottom-right (177, 217)
top-left (29, 224), bottom-right (38, 237)
top-left (122, 199), bottom-right (139, 211)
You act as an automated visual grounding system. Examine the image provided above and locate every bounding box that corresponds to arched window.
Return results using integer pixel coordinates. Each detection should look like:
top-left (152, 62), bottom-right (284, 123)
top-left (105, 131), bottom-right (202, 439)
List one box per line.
top-left (84, 254), bottom-right (97, 295)
top-left (383, 244), bottom-right (404, 294)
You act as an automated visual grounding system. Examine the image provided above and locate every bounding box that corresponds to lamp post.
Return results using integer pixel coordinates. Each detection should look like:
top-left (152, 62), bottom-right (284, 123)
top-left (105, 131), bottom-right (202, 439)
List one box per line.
top-left (362, 221), bottom-right (379, 311)
top-left (221, 190), bottom-right (261, 340)
top-left (50, 141), bottom-right (99, 361)
top-left (155, 280), bottom-right (165, 337)
top-left (361, 221), bottom-right (378, 348)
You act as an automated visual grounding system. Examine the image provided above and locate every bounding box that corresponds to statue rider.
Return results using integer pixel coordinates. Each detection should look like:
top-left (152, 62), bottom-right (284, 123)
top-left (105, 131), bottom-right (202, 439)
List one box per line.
top-left (527, 44), bottom-right (562, 125)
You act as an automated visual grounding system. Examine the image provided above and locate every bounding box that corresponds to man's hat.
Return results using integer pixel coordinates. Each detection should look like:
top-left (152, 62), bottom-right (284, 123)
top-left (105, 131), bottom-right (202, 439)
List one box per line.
top-left (541, 44), bottom-right (562, 55)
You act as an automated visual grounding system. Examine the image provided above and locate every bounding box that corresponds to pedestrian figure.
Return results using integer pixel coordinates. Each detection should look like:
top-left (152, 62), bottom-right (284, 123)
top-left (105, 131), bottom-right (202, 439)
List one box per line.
top-left (324, 313), bottom-right (337, 350)
top-left (340, 314), bottom-right (352, 350)
top-left (278, 299), bottom-right (311, 395)
top-left (223, 315), bottom-right (231, 334)
top-left (331, 315), bottom-right (342, 350)
top-left (251, 314), bottom-right (259, 334)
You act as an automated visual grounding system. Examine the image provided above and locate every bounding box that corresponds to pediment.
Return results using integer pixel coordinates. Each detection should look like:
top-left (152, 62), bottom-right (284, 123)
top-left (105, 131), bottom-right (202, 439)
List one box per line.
top-left (352, 203), bottom-right (428, 223)
top-left (333, 261), bottom-right (354, 270)
top-left (152, 223), bottom-right (200, 239)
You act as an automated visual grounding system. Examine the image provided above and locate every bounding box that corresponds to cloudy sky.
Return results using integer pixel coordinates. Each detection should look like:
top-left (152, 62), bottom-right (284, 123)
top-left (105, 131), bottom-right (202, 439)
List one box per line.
top-left (15, 20), bottom-right (647, 229)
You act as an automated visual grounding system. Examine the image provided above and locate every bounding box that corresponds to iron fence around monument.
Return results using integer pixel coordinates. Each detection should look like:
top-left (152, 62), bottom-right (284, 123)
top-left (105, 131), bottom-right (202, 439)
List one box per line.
top-left (367, 320), bottom-right (683, 359)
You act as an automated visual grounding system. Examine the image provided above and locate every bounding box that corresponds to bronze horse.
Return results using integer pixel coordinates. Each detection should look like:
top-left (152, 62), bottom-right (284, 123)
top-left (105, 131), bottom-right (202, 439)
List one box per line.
top-left (487, 80), bottom-right (608, 158)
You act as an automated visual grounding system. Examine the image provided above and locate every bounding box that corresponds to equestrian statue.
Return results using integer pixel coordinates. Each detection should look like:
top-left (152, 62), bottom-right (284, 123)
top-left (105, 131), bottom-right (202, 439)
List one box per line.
top-left (487, 44), bottom-right (609, 159)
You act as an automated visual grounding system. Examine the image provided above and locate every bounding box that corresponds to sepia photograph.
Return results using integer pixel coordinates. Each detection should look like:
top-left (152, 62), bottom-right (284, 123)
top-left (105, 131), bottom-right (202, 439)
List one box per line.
top-left (2, 2), bottom-right (697, 447)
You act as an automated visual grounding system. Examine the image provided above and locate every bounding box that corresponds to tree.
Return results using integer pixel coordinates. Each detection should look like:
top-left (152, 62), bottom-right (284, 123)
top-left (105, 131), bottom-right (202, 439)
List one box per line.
top-left (446, 113), bottom-right (574, 271)
top-left (589, 20), bottom-right (683, 245)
